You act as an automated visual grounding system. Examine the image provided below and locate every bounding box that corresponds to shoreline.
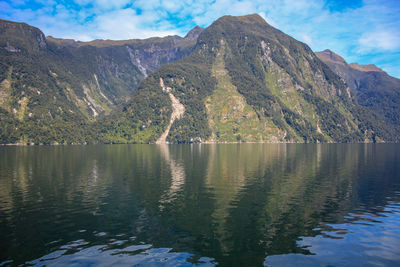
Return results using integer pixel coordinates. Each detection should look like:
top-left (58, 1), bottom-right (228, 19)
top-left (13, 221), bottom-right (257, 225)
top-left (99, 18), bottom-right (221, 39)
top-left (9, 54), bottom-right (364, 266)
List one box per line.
top-left (0, 141), bottom-right (391, 146)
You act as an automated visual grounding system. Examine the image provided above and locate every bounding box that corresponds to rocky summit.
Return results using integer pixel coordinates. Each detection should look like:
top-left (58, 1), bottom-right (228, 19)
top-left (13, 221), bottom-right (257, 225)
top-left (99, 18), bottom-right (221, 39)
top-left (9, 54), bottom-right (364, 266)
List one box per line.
top-left (1, 14), bottom-right (399, 144)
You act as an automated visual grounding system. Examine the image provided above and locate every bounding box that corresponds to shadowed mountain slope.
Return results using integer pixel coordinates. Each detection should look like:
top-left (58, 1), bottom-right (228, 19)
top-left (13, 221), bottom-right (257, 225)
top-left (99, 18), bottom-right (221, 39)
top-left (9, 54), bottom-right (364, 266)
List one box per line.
top-left (316, 49), bottom-right (400, 141)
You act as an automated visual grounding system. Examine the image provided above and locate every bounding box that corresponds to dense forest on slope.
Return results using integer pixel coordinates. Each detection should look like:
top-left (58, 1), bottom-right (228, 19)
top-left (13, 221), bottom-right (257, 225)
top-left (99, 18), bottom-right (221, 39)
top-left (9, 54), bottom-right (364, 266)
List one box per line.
top-left (1, 15), bottom-right (399, 144)
top-left (0, 19), bottom-right (199, 144)
top-left (101, 15), bottom-right (376, 144)
top-left (316, 49), bottom-right (400, 142)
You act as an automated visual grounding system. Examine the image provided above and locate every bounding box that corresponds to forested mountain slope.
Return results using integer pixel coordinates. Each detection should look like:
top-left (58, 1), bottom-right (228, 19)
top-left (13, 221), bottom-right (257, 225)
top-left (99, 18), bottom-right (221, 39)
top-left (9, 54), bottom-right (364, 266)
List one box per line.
top-left (104, 14), bottom-right (390, 144)
top-left (1, 15), bottom-right (399, 144)
top-left (316, 49), bottom-right (400, 140)
top-left (0, 19), bottom-right (199, 143)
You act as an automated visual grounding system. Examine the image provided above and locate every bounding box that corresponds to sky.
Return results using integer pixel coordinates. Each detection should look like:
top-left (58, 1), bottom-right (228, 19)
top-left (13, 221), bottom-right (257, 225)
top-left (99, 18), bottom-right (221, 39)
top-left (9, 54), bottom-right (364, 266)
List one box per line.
top-left (1, 0), bottom-right (400, 78)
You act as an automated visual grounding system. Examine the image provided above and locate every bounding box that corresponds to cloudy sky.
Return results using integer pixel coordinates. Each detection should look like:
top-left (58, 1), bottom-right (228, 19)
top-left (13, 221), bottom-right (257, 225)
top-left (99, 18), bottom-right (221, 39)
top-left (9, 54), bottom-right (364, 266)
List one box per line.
top-left (1, 0), bottom-right (399, 77)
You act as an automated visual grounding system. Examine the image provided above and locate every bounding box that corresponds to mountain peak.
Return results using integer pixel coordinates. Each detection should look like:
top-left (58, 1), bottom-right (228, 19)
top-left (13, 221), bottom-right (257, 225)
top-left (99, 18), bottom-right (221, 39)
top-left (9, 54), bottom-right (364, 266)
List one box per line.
top-left (2, 15), bottom-right (399, 144)
top-left (184, 25), bottom-right (204, 40)
top-left (200, 13), bottom-right (284, 44)
top-left (216, 13), bottom-right (268, 26)
top-left (349, 63), bottom-right (384, 73)
top-left (236, 13), bottom-right (266, 22)
top-left (317, 50), bottom-right (384, 74)
top-left (0, 18), bottom-right (47, 52)
top-left (315, 49), bottom-right (347, 65)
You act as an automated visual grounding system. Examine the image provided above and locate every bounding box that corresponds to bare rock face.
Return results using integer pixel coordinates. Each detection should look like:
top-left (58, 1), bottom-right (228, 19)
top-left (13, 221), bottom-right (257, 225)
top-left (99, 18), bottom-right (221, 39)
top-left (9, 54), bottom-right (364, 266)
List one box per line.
top-left (155, 78), bottom-right (185, 144)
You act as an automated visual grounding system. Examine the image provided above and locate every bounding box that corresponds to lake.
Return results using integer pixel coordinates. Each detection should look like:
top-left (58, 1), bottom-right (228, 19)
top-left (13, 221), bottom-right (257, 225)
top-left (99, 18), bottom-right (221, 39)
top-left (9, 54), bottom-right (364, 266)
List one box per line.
top-left (0, 144), bottom-right (399, 266)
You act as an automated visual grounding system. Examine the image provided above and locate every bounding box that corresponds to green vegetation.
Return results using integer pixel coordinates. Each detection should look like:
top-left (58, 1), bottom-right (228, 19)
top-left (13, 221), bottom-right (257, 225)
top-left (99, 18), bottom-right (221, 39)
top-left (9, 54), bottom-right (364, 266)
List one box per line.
top-left (202, 15), bottom-right (363, 143)
top-left (0, 18), bottom-right (196, 144)
top-left (205, 42), bottom-right (283, 142)
top-left (1, 15), bottom-right (399, 144)
top-left (316, 51), bottom-right (400, 142)
top-left (99, 48), bottom-right (217, 143)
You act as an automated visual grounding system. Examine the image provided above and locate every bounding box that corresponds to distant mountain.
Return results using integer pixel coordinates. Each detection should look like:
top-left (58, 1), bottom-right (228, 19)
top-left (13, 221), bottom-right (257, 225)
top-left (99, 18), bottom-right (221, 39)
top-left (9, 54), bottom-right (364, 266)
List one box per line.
top-left (348, 63), bottom-right (384, 73)
top-left (316, 49), bottom-right (400, 140)
top-left (0, 19), bottom-right (198, 144)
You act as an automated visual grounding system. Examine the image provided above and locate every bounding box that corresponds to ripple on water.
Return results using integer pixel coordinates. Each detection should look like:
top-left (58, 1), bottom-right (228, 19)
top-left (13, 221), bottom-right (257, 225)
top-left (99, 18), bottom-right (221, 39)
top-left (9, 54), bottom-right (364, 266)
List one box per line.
top-left (25, 241), bottom-right (217, 266)
top-left (264, 203), bottom-right (400, 267)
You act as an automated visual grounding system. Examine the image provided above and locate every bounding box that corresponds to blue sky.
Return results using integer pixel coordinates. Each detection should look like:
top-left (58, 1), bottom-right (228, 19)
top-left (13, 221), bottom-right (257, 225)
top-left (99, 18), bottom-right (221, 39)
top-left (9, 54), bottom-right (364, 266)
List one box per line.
top-left (1, 0), bottom-right (400, 78)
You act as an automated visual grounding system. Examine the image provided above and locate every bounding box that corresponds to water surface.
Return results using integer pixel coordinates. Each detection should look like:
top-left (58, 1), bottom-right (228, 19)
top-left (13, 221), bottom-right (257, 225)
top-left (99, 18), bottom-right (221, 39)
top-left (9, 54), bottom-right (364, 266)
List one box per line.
top-left (0, 144), bottom-right (399, 266)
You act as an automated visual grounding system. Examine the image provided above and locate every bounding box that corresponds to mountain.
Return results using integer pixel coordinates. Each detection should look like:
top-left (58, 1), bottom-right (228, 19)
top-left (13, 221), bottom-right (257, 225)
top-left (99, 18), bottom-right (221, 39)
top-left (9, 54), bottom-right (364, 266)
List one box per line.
top-left (102, 14), bottom-right (379, 144)
top-left (0, 19), bottom-right (198, 144)
top-left (316, 49), bottom-right (400, 140)
top-left (184, 26), bottom-right (204, 40)
top-left (348, 63), bottom-right (384, 72)
top-left (1, 15), bottom-right (399, 144)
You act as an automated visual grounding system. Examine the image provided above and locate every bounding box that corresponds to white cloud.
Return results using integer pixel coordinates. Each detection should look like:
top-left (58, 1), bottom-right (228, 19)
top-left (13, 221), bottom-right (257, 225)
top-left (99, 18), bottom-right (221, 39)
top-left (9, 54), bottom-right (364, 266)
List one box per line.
top-left (92, 8), bottom-right (179, 40)
top-left (358, 30), bottom-right (400, 53)
top-left (2, 0), bottom-right (399, 46)
top-left (300, 34), bottom-right (313, 46)
top-left (258, 12), bottom-right (278, 28)
top-left (73, 0), bottom-right (131, 10)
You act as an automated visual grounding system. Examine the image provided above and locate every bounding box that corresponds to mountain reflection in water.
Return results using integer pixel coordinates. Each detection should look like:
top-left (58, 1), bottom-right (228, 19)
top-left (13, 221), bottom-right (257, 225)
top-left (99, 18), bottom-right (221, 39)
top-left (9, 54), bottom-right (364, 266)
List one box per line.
top-left (0, 144), bottom-right (399, 266)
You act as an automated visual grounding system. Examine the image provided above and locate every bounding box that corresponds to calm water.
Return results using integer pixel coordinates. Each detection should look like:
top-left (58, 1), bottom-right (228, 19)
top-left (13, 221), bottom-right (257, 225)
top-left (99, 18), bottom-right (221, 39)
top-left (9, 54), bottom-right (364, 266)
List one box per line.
top-left (0, 144), bottom-right (400, 266)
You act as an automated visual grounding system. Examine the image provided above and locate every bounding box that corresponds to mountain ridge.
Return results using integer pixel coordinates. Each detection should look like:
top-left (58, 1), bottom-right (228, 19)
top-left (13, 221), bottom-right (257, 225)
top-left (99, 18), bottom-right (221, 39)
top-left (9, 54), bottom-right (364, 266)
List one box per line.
top-left (1, 14), bottom-right (399, 144)
top-left (100, 14), bottom-right (377, 144)
top-left (0, 18), bottom-right (199, 144)
top-left (316, 49), bottom-right (400, 140)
